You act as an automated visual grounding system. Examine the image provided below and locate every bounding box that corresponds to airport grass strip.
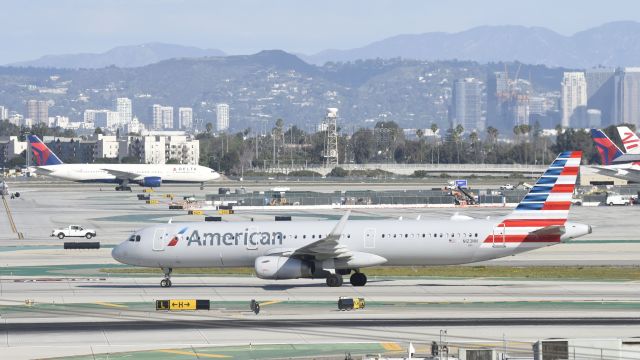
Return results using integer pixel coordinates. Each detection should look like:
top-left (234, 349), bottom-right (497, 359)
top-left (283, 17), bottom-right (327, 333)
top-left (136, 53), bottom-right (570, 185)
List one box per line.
top-left (101, 265), bottom-right (640, 281)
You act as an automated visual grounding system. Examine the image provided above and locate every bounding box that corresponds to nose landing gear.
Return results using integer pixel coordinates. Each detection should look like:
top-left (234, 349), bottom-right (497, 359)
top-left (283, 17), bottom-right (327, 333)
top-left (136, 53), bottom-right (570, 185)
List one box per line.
top-left (160, 267), bottom-right (173, 287)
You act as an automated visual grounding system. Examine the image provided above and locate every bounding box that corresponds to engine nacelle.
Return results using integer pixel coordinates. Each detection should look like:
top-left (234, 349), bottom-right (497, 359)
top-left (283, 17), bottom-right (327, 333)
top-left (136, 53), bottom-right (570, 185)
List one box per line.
top-left (140, 176), bottom-right (162, 187)
top-left (254, 256), bottom-right (314, 280)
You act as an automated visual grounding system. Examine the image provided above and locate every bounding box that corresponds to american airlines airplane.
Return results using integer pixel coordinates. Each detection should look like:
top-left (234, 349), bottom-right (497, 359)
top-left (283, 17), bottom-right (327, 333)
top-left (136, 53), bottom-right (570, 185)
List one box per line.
top-left (590, 128), bottom-right (640, 182)
top-left (28, 135), bottom-right (220, 190)
top-left (112, 151), bottom-right (591, 288)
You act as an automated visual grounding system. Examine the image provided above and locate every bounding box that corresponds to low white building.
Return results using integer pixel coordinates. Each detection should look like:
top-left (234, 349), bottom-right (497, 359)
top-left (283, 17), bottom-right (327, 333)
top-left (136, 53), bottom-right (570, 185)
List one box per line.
top-left (119, 133), bottom-right (199, 165)
top-left (0, 136), bottom-right (27, 166)
top-left (94, 134), bottom-right (120, 159)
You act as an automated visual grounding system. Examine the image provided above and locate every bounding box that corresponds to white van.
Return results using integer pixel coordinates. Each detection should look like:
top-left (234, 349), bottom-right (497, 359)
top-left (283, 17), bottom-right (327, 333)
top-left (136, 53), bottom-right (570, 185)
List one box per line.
top-left (606, 194), bottom-right (631, 206)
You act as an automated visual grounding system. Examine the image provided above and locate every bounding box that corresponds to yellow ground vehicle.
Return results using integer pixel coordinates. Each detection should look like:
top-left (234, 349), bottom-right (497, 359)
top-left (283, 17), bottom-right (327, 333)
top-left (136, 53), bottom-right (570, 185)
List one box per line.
top-left (338, 297), bottom-right (365, 311)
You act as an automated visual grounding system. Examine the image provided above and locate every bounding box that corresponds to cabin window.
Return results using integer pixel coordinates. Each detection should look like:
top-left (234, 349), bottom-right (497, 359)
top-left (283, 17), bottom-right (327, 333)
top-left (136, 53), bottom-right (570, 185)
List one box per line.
top-left (475, 233), bottom-right (478, 237)
top-left (303, 235), bottom-right (306, 239)
top-left (136, 235), bottom-right (141, 242)
top-left (393, 234), bottom-right (397, 238)
top-left (382, 234), bottom-right (385, 238)
top-left (347, 234), bottom-right (351, 238)
top-left (405, 234), bottom-right (408, 238)
top-left (422, 234), bottom-right (425, 238)
top-left (294, 235), bottom-right (298, 239)
top-left (312, 235), bottom-right (315, 239)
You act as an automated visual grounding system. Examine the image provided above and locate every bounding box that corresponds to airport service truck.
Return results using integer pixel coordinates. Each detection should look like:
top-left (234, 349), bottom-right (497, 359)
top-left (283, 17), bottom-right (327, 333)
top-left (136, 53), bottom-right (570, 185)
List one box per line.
top-left (51, 225), bottom-right (97, 239)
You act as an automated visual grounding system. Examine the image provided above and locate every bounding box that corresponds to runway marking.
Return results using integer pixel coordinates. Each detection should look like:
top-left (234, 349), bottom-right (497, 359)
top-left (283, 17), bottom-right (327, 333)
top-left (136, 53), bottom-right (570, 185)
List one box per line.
top-left (382, 342), bottom-right (403, 351)
top-left (94, 301), bottom-right (128, 308)
top-left (156, 349), bottom-right (231, 358)
top-left (259, 300), bottom-right (283, 306)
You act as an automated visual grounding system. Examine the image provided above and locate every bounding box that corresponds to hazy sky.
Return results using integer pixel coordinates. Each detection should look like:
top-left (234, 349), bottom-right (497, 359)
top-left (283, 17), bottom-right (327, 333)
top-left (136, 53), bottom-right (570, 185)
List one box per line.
top-left (3, 0), bottom-right (640, 64)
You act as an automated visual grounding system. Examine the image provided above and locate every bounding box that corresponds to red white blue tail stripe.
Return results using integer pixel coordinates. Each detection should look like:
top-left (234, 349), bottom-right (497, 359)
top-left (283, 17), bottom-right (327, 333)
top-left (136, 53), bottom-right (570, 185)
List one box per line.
top-left (483, 151), bottom-right (581, 245)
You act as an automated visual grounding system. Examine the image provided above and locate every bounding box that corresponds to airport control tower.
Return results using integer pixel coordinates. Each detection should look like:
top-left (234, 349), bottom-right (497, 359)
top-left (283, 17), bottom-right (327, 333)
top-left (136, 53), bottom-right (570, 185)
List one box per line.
top-left (323, 108), bottom-right (339, 167)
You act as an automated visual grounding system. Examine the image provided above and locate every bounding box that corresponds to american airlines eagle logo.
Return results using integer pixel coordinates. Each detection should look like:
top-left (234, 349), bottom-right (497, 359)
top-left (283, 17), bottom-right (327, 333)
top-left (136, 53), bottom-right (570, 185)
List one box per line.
top-left (167, 227), bottom-right (189, 247)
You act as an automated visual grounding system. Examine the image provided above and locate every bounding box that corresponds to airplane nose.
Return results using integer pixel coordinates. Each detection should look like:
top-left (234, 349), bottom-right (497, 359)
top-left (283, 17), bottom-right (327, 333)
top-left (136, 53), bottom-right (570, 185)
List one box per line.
top-left (111, 243), bottom-right (125, 263)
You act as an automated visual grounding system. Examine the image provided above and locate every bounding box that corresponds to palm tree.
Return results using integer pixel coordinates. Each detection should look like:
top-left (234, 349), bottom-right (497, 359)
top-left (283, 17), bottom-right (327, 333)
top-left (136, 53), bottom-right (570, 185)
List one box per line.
top-left (416, 129), bottom-right (424, 163)
top-left (430, 123), bottom-right (439, 164)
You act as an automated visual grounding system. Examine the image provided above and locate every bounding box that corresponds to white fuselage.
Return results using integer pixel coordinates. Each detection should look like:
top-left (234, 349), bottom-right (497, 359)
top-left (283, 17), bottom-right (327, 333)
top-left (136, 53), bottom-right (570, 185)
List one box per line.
top-left (112, 217), bottom-right (590, 269)
top-left (35, 163), bottom-right (220, 184)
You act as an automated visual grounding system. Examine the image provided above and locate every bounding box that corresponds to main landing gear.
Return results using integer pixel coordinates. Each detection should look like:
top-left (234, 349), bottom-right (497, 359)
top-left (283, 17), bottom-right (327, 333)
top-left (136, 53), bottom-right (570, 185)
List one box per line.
top-left (326, 273), bottom-right (343, 287)
top-left (160, 267), bottom-right (172, 287)
top-left (350, 272), bottom-right (367, 287)
top-left (325, 271), bottom-right (368, 287)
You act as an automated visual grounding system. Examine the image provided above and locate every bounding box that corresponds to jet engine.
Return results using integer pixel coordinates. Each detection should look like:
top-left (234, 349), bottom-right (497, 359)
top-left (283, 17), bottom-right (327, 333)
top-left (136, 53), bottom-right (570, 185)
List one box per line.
top-left (254, 256), bottom-right (314, 279)
top-left (140, 176), bottom-right (162, 187)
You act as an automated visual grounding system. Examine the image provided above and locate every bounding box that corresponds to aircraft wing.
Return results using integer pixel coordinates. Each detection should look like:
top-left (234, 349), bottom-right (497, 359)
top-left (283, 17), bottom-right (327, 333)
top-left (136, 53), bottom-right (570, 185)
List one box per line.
top-left (101, 168), bottom-right (142, 180)
top-left (289, 211), bottom-right (352, 260)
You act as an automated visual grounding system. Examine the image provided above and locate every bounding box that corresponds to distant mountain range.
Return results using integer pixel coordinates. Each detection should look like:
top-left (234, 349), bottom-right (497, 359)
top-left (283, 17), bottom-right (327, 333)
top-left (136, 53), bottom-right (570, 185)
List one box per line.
top-left (9, 43), bottom-right (226, 69)
top-left (8, 21), bottom-right (640, 69)
top-left (304, 21), bottom-right (640, 68)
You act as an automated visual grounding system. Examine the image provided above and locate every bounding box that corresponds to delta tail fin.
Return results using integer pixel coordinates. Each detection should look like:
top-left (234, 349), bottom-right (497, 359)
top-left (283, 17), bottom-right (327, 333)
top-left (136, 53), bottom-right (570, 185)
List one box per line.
top-left (616, 126), bottom-right (640, 154)
top-left (27, 135), bottom-right (63, 166)
top-left (590, 129), bottom-right (623, 165)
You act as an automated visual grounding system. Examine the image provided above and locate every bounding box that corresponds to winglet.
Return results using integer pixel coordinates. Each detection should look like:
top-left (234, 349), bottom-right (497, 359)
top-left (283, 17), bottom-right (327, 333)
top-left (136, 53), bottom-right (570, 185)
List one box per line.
top-left (329, 211), bottom-right (350, 238)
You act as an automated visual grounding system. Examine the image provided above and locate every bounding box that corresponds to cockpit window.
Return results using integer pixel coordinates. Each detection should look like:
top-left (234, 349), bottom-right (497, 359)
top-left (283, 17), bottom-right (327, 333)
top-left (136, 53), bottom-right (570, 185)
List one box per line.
top-left (129, 235), bottom-right (135, 242)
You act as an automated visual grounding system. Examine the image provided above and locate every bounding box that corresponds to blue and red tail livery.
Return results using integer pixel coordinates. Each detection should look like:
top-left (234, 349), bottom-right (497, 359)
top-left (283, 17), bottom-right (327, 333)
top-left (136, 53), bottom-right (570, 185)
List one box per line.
top-left (483, 151), bottom-right (582, 245)
top-left (28, 135), bottom-right (63, 166)
top-left (590, 129), bottom-right (623, 165)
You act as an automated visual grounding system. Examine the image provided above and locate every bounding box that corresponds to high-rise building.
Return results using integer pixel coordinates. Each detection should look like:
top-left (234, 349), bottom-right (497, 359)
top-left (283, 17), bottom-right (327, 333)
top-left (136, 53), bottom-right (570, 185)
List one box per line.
top-left (93, 110), bottom-right (120, 130)
top-left (561, 72), bottom-right (587, 128)
top-left (161, 106), bottom-right (174, 129)
top-left (150, 104), bottom-right (174, 130)
top-left (619, 68), bottom-right (640, 128)
top-left (26, 100), bottom-right (49, 124)
top-left (486, 71), bottom-right (511, 131)
top-left (585, 68), bottom-right (618, 126)
top-left (0, 106), bottom-right (8, 120)
top-left (216, 103), bottom-right (229, 132)
top-left (116, 98), bottom-right (132, 127)
top-left (450, 78), bottom-right (483, 132)
top-left (178, 107), bottom-right (193, 129)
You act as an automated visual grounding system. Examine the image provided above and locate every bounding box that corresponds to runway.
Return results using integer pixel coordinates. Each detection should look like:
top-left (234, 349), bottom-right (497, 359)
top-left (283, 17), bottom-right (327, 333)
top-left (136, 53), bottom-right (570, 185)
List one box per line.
top-left (8, 317), bottom-right (640, 333)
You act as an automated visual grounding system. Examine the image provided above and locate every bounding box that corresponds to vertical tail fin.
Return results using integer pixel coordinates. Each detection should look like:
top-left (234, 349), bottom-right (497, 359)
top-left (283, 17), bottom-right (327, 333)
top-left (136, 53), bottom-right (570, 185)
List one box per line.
top-left (506, 151), bottom-right (581, 221)
top-left (616, 126), bottom-right (640, 154)
top-left (27, 135), bottom-right (63, 166)
top-left (590, 129), bottom-right (623, 165)
top-left (486, 151), bottom-right (587, 246)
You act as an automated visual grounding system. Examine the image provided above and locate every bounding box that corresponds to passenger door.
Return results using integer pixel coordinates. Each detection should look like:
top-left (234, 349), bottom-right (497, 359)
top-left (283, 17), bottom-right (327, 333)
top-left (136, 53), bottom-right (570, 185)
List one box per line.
top-left (153, 228), bottom-right (167, 251)
top-left (492, 223), bottom-right (506, 248)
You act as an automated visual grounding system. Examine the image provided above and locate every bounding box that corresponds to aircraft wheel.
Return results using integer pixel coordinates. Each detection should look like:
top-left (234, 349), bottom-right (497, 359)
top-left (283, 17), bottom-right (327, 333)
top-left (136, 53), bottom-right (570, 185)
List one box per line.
top-left (350, 272), bottom-right (367, 287)
top-left (160, 279), bottom-right (172, 287)
top-left (58, 233), bottom-right (65, 239)
top-left (326, 274), bottom-right (343, 287)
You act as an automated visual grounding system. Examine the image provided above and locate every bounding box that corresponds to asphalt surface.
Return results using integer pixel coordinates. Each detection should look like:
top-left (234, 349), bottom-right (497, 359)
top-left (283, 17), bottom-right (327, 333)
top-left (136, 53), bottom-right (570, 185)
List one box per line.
top-left (8, 317), bottom-right (640, 333)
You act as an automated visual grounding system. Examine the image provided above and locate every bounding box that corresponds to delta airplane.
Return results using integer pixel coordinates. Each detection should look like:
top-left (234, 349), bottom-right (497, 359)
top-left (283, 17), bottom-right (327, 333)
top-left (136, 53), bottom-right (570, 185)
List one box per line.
top-left (112, 151), bottom-right (591, 288)
top-left (590, 128), bottom-right (640, 183)
top-left (28, 135), bottom-right (220, 190)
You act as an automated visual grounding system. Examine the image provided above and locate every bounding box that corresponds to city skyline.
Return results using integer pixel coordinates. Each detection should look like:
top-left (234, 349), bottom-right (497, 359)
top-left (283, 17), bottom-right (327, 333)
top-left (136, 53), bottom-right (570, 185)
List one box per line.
top-left (2, 0), bottom-right (640, 64)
